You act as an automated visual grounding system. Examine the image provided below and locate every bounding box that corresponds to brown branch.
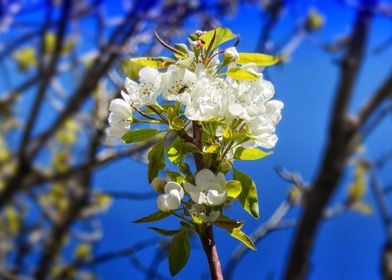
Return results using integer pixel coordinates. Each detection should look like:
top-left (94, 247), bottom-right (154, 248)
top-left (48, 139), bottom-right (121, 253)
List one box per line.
top-left (190, 121), bottom-right (223, 280)
top-left (357, 72), bottom-right (392, 127)
top-left (284, 7), bottom-right (373, 280)
top-left (200, 225), bottom-right (223, 280)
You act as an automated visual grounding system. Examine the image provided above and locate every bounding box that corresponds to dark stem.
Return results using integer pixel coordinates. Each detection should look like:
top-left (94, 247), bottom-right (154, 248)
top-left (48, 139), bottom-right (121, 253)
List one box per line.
top-left (200, 225), bottom-right (223, 280)
top-left (284, 7), bottom-right (372, 280)
top-left (191, 121), bottom-right (223, 280)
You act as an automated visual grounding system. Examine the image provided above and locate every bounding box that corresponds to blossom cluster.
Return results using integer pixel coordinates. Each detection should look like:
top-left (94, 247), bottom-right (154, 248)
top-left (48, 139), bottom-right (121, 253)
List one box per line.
top-left (107, 61), bottom-right (283, 150)
top-left (106, 28), bottom-right (284, 268)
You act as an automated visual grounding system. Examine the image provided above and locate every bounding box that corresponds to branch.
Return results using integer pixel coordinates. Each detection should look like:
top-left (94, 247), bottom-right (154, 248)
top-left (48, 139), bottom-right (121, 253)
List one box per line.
top-left (357, 72), bottom-right (392, 127)
top-left (284, 7), bottom-right (372, 280)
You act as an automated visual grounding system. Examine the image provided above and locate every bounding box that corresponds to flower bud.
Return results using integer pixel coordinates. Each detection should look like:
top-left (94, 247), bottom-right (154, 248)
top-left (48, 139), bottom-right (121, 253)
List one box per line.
top-left (151, 177), bottom-right (166, 193)
top-left (219, 161), bottom-right (232, 174)
top-left (223, 47), bottom-right (239, 63)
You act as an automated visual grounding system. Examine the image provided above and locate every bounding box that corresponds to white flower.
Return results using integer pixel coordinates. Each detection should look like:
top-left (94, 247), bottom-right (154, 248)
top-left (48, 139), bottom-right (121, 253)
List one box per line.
top-left (246, 100), bottom-right (284, 149)
top-left (223, 47), bottom-right (239, 62)
top-left (184, 169), bottom-right (227, 206)
top-left (227, 74), bottom-right (275, 120)
top-left (124, 67), bottom-right (161, 108)
top-left (156, 182), bottom-right (184, 212)
top-left (190, 204), bottom-right (220, 224)
top-left (184, 66), bottom-right (227, 121)
top-left (105, 96), bottom-right (132, 142)
top-left (160, 64), bottom-right (197, 103)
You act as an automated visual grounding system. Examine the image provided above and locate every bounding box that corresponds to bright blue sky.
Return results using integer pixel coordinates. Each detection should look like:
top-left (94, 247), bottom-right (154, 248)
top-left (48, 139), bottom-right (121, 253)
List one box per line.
top-left (94, 2), bottom-right (392, 280)
top-left (28, 1), bottom-right (390, 279)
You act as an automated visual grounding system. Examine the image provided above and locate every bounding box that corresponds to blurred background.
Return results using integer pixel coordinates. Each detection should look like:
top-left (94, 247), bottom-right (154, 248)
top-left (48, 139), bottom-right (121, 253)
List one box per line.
top-left (0, 0), bottom-right (391, 279)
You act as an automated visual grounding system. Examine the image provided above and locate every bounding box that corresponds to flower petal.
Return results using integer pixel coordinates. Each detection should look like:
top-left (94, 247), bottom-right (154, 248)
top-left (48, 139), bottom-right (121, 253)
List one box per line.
top-left (206, 190), bottom-right (227, 206)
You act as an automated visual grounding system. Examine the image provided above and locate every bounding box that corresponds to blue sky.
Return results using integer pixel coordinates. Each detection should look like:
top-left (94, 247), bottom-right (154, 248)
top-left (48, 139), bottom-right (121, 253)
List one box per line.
top-left (22, 1), bottom-right (391, 279)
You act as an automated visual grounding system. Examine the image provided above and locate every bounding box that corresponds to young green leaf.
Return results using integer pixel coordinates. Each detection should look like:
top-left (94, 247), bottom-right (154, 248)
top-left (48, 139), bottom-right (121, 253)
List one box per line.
top-left (234, 169), bottom-right (259, 218)
top-left (133, 210), bottom-right (170, 223)
top-left (229, 228), bottom-right (256, 250)
top-left (131, 57), bottom-right (175, 69)
top-left (234, 147), bottom-right (272, 160)
top-left (214, 216), bottom-right (255, 250)
top-left (166, 171), bottom-right (186, 184)
top-left (200, 27), bottom-right (236, 52)
top-left (167, 137), bottom-right (185, 166)
top-left (225, 180), bottom-right (242, 199)
top-left (237, 52), bottom-right (280, 66)
top-left (169, 230), bottom-right (191, 276)
top-left (204, 143), bottom-right (220, 154)
top-left (227, 67), bottom-right (259, 81)
top-left (122, 129), bottom-right (160, 143)
top-left (214, 216), bottom-right (244, 230)
top-left (149, 227), bottom-right (181, 236)
top-left (148, 142), bottom-right (165, 183)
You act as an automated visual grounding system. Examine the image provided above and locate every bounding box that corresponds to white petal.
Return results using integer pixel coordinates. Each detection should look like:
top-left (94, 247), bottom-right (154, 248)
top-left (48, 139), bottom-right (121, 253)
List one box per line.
top-left (157, 194), bottom-right (170, 212)
top-left (139, 67), bottom-right (159, 83)
top-left (109, 99), bottom-right (132, 118)
top-left (166, 193), bottom-right (181, 210)
top-left (184, 182), bottom-right (195, 194)
top-left (164, 182), bottom-right (184, 198)
top-left (206, 190), bottom-right (227, 206)
top-left (195, 169), bottom-right (216, 186)
top-left (193, 191), bottom-right (208, 205)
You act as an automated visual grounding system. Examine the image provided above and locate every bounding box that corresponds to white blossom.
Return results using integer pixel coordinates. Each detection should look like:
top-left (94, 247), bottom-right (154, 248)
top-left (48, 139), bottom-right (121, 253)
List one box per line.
top-left (190, 204), bottom-right (220, 223)
top-left (184, 169), bottom-right (227, 206)
top-left (124, 67), bottom-right (161, 108)
top-left (160, 64), bottom-right (197, 103)
top-left (184, 65), bottom-right (227, 121)
top-left (105, 96), bottom-right (132, 142)
top-left (227, 72), bottom-right (275, 121)
top-left (156, 182), bottom-right (184, 212)
top-left (247, 100), bottom-right (284, 149)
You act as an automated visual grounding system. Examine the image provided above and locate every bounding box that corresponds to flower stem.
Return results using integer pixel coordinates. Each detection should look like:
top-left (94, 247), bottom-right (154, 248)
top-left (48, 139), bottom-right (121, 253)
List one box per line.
top-left (192, 121), bottom-right (223, 280)
top-left (192, 121), bottom-right (205, 171)
top-left (199, 225), bottom-right (223, 280)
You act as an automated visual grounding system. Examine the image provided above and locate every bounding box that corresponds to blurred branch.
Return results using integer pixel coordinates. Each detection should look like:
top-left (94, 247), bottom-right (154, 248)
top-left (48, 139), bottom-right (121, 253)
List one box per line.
top-left (284, 6), bottom-right (373, 279)
top-left (357, 72), bottom-right (392, 127)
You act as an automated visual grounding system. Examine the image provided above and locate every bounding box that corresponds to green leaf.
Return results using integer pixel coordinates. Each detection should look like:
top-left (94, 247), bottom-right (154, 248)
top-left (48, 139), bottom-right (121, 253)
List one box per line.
top-left (214, 216), bottom-right (244, 230)
top-left (120, 60), bottom-right (142, 80)
top-left (225, 180), bottom-right (242, 199)
top-left (148, 142), bottom-right (165, 183)
top-left (200, 27), bottom-right (236, 52)
top-left (131, 57), bottom-right (175, 69)
top-left (169, 230), bottom-right (191, 276)
top-left (234, 147), bottom-right (272, 160)
top-left (237, 52), bottom-right (280, 66)
top-left (166, 171), bottom-right (186, 184)
top-left (167, 137), bottom-right (185, 166)
top-left (133, 210), bottom-right (170, 223)
top-left (214, 216), bottom-right (255, 250)
top-left (120, 57), bottom-right (175, 80)
top-left (227, 67), bottom-right (259, 81)
top-left (234, 169), bottom-right (259, 218)
top-left (229, 228), bottom-right (256, 250)
top-left (122, 129), bottom-right (160, 143)
top-left (149, 227), bottom-right (181, 236)
top-left (170, 116), bottom-right (185, 130)
top-left (204, 143), bottom-right (220, 154)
